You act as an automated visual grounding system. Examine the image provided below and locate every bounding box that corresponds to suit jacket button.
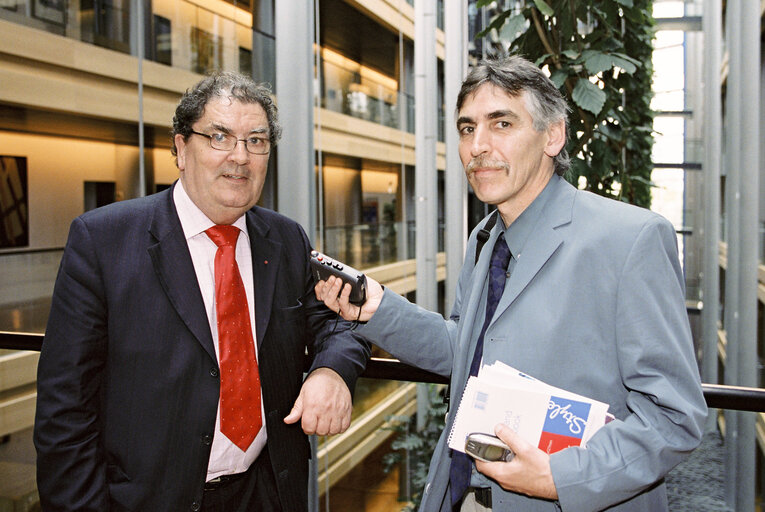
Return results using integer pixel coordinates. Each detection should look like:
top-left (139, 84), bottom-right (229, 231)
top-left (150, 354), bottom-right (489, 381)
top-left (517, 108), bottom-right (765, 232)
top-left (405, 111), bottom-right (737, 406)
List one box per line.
top-left (210, 367), bottom-right (219, 378)
top-left (191, 500), bottom-right (201, 511)
top-left (202, 434), bottom-right (213, 445)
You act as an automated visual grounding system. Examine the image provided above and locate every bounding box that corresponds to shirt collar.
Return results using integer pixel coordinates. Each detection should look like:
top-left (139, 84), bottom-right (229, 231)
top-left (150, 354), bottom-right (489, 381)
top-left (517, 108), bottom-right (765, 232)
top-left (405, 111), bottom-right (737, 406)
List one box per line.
top-left (501, 174), bottom-right (558, 260)
top-left (173, 180), bottom-right (249, 241)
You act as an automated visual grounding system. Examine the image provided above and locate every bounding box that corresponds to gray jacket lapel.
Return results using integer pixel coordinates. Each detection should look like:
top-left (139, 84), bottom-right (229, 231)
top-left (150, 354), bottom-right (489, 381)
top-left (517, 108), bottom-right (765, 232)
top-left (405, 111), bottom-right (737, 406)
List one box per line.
top-left (490, 177), bottom-right (575, 328)
top-left (451, 215), bottom-right (500, 391)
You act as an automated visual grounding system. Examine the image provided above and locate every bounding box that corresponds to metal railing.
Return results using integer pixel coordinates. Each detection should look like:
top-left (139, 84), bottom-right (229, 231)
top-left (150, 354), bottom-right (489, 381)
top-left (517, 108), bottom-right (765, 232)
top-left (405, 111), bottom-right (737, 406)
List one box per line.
top-left (3, 330), bottom-right (765, 413)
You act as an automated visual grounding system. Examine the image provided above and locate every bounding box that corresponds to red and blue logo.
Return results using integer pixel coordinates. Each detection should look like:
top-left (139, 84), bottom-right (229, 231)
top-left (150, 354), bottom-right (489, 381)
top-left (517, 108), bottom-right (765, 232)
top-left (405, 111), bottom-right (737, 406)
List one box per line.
top-left (538, 396), bottom-right (591, 454)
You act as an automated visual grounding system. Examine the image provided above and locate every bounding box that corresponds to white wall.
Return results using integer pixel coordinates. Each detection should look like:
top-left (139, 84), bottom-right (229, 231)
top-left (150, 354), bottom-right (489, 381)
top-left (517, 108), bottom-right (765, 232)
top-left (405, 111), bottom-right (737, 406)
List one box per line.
top-left (0, 131), bottom-right (178, 249)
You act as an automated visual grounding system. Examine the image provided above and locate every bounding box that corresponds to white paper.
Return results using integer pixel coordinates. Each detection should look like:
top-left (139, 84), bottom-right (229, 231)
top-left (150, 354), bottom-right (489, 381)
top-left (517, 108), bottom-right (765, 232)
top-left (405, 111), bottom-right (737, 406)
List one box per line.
top-left (448, 364), bottom-right (610, 455)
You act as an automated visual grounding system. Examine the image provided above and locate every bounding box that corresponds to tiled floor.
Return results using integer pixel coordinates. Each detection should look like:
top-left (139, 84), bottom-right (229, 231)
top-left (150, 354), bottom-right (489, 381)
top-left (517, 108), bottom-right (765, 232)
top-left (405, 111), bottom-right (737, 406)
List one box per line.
top-left (666, 429), bottom-right (732, 512)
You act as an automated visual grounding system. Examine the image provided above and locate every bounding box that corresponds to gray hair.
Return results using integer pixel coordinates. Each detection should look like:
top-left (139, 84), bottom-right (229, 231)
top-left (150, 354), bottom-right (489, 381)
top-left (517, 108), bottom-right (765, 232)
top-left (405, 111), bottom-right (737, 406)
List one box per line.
top-left (171, 71), bottom-right (281, 158)
top-left (457, 56), bottom-right (570, 176)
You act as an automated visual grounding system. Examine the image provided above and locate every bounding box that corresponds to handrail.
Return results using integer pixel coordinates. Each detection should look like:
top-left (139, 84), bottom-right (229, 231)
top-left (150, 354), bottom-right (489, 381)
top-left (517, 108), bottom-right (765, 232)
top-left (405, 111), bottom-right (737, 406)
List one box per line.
top-left (363, 357), bottom-right (449, 384)
top-left (0, 331), bottom-right (44, 351)
top-left (3, 331), bottom-right (764, 413)
top-left (701, 384), bottom-right (765, 412)
top-left (364, 357), bottom-right (765, 413)
top-left (0, 246), bottom-right (64, 256)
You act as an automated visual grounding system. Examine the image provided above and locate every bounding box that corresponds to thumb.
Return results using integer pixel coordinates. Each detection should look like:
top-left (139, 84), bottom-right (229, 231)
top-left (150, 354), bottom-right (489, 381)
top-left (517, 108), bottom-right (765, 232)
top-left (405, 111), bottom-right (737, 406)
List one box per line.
top-left (494, 423), bottom-right (521, 450)
top-left (284, 395), bottom-right (304, 424)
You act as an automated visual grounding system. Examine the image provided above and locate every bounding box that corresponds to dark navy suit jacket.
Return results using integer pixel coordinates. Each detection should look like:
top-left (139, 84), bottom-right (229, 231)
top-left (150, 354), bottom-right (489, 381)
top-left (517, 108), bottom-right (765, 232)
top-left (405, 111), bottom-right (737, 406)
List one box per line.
top-left (34, 185), bottom-right (370, 511)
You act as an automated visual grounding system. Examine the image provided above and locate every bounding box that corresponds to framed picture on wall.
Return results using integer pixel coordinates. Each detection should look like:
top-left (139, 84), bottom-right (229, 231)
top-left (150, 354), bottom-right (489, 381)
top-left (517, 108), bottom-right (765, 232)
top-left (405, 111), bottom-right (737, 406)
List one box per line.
top-left (33, 0), bottom-right (66, 26)
top-left (0, 155), bottom-right (29, 248)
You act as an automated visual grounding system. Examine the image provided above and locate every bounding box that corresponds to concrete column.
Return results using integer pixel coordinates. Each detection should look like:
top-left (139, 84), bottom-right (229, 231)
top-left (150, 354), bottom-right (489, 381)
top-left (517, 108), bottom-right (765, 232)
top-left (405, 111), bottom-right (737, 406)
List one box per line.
top-left (700, 0), bottom-right (721, 428)
top-left (722, 1), bottom-right (760, 509)
top-left (732, 1), bottom-right (760, 509)
top-left (275, 0), bottom-right (315, 239)
top-left (136, 0), bottom-right (146, 197)
top-left (721, 0), bottom-right (741, 505)
top-left (414, 0), bottom-right (438, 311)
top-left (443, 0), bottom-right (468, 316)
top-left (128, 0), bottom-right (150, 198)
top-left (414, 0), bottom-right (438, 432)
top-left (275, 2), bottom-right (317, 507)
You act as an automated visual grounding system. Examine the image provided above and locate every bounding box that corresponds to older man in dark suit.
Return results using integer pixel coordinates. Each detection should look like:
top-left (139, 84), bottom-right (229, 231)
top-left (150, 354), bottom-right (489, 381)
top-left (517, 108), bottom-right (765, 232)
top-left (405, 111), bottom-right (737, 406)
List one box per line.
top-left (34, 71), bottom-right (370, 512)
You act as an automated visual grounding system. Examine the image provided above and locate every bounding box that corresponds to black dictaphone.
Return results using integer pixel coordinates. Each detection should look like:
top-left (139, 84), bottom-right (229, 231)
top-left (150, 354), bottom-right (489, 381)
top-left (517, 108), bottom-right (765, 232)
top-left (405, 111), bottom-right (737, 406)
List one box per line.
top-left (310, 250), bottom-right (367, 305)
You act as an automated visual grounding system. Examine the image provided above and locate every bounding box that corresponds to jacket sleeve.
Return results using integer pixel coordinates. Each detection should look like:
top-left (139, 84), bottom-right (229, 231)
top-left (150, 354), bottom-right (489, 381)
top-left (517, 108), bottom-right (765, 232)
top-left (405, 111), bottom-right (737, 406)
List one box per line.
top-left (353, 222), bottom-right (485, 378)
top-left (550, 217), bottom-right (707, 511)
top-left (294, 227), bottom-right (371, 394)
top-left (33, 216), bottom-right (110, 511)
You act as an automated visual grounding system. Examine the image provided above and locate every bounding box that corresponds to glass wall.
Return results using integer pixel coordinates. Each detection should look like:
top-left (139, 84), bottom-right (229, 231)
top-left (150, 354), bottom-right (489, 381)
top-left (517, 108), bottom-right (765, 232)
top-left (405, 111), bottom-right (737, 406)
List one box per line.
top-left (317, 154), bottom-right (406, 270)
top-left (315, 154), bottom-right (445, 272)
top-left (649, 5), bottom-right (691, 293)
top-left (0, 0), bottom-right (444, 509)
top-left (0, 130), bottom-right (179, 334)
top-left (0, 0), bottom-right (279, 334)
top-left (0, 0), bottom-right (266, 78)
top-left (319, 47), bottom-right (411, 133)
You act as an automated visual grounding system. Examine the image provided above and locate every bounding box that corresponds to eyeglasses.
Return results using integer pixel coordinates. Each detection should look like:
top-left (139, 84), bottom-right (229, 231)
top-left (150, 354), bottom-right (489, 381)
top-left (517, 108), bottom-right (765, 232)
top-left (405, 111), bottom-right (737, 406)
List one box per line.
top-left (190, 130), bottom-right (271, 155)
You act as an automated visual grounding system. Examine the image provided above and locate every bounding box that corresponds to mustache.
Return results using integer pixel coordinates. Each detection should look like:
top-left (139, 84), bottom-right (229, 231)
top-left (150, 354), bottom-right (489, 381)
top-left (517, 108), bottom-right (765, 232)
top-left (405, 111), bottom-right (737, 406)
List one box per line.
top-left (466, 157), bottom-right (509, 174)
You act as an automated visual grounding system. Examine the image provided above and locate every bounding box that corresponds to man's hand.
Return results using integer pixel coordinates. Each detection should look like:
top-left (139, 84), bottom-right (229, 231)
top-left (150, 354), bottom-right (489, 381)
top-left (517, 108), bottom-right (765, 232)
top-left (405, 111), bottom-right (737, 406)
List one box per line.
top-left (314, 274), bottom-right (384, 323)
top-left (474, 424), bottom-right (558, 500)
top-left (283, 367), bottom-right (352, 435)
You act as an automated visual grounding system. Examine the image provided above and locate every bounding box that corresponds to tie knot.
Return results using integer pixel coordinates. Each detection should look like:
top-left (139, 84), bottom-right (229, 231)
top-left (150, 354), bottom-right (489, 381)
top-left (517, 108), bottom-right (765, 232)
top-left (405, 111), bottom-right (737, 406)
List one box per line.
top-left (206, 225), bottom-right (240, 248)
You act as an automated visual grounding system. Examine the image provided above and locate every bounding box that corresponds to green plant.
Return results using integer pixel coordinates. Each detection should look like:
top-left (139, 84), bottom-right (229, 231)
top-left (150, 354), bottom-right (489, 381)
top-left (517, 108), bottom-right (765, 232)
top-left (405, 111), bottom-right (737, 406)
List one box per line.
top-left (478, 0), bottom-right (656, 207)
top-left (382, 384), bottom-right (447, 511)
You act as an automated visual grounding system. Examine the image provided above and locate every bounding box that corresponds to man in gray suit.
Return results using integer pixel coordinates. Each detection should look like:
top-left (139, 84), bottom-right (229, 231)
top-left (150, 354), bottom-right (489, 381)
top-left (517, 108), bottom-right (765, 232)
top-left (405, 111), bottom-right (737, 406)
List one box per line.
top-left (316, 56), bottom-right (707, 511)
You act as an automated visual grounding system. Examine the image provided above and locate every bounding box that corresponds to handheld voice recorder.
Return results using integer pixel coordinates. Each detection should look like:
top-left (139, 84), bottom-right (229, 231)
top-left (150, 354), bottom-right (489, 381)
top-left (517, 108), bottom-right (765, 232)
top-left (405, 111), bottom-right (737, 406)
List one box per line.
top-left (310, 250), bottom-right (367, 306)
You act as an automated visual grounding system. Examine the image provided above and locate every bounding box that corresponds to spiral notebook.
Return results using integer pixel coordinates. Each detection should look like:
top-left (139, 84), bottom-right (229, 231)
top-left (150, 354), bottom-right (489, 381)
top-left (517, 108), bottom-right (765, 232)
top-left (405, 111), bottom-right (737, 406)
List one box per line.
top-left (447, 362), bottom-right (611, 455)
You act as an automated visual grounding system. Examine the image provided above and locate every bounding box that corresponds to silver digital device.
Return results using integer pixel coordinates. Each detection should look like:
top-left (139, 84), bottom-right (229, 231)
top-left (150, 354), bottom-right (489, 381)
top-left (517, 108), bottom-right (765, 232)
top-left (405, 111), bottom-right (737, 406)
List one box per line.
top-left (465, 433), bottom-right (515, 462)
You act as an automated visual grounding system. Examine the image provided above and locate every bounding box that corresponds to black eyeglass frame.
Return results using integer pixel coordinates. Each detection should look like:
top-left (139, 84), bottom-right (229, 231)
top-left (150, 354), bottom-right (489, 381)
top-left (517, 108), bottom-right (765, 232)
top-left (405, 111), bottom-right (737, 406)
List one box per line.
top-left (190, 130), bottom-right (271, 155)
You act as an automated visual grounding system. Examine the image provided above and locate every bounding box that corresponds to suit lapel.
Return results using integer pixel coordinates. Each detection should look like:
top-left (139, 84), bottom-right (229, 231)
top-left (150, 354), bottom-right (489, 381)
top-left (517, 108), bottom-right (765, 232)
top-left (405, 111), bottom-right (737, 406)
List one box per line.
top-left (246, 208), bottom-right (283, 349)
top-left (147, 186), bottom-right (216, 361)
top-left (448, 179), bottom-right (576, 471)
top-left (450, 215), bottom-right (501, 400)
top-left (490, 177), bottom-right (575, 327)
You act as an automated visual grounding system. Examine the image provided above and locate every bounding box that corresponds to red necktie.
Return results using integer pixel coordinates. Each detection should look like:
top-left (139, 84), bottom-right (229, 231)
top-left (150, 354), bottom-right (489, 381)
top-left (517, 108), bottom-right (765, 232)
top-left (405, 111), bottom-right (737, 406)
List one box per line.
top-left (206, 225), bottom-right (262, 452)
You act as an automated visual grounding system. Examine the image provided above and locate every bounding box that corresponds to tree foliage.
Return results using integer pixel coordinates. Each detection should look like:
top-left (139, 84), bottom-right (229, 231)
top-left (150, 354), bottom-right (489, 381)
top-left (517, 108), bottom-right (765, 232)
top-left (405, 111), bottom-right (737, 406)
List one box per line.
top-left (477, 0), bottom-right (657, 207)
top-left (382, 384), bottom-right (447, 511)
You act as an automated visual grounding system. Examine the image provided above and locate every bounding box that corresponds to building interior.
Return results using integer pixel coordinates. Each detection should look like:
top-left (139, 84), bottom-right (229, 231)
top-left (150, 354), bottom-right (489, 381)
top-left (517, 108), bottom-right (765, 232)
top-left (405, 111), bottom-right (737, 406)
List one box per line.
top-left (0, 0), bottom-right (763, 510)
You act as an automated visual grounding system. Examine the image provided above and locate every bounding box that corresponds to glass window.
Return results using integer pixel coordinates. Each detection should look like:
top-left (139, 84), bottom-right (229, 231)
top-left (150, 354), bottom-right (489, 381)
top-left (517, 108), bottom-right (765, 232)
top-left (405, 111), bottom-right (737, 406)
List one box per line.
top-left (317, 155), bottom-right (404, 270)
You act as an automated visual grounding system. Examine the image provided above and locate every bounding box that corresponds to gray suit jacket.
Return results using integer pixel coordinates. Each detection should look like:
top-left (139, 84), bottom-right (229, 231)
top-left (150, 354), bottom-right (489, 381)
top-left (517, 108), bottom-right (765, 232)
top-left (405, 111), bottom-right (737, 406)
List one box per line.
top-left (357, 175), bottom-right (707, 511)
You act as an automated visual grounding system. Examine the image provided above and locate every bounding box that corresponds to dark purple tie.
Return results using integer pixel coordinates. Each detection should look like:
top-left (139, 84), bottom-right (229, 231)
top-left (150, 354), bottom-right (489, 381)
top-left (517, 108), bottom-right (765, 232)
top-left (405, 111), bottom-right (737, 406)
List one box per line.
top-left (449, 232), bottom-right (512, 508)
